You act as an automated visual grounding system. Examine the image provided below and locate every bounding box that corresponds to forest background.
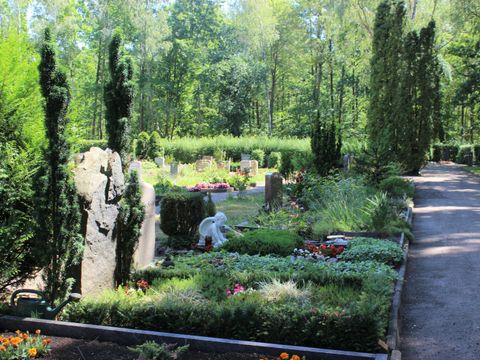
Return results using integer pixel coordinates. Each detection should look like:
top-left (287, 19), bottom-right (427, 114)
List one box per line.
top-left (0, 0), bottom-right (478, 150)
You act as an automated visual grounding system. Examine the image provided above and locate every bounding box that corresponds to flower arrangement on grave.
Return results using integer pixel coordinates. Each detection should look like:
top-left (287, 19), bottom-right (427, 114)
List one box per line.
top-left (292, 243), bottom-right (345, 262)
top-left (259, 353), bottom-right (306, 360)
top-left (0, 330), bottom-right (51, 359)
top-left (187, 182), bottom-right (230, 192)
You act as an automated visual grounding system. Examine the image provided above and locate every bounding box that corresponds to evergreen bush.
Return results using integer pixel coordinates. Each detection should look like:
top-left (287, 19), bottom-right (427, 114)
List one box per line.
top-left (148, 131), bottom-right (164, 160)
top-left (457, 145), bottom-right (474, 165)
top-left (268, 152), bottom-right (282, 169)
top-left (311, 120), bottom-right (341, 177)
top-left (136, 131), bottom-right (150, 159)
top-left (160, 191), bottom-right (205, 248)
top-left (222, 229), bottom-right (304, 257)
top-left (251, 149), bottom-right (265, 167)
top-left (105, 30), bottom-right (134, 162)
top-left (205, 192), bottom-right (216, 217)
top-left (34, 28), bottom-right (83, 303)
top-left (115, 171), bottom-right (145, 286)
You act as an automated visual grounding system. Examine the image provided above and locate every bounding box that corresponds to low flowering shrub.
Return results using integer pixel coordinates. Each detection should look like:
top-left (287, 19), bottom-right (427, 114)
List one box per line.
top-left (260, 353), bottom-right (305, 360)
top-left (225, 283), bottom-right (246, 297)
top-left (0, 330), bottom-right (51, 359)
top-left (292, 244), bottom-right (345, 261)
top-left (136, 279), bottom-right (150, 291)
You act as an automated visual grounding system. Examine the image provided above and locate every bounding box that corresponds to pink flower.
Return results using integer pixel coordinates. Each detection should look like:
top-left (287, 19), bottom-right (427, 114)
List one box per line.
top-left (226, 289), bottom-right (232, 297)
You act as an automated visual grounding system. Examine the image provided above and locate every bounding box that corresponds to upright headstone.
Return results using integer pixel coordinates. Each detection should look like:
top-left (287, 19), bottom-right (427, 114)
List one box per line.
top-left (240, 160), bottom-right (258, 176)
top-left (240, 160), bottom-right (252, 174)
top-left (73, 147), bottom-right (125, 295)
top-left (343, 154), bottom-right (350, 172)
top-left (129, 163), bottom-right (156, 270)
top-left (265, 172), bottom-right (283, 210)
top-left (170, 162), bottom-right (178, 176)
top-left (154, 157), bottom-right (165, 167)
top-left (202, 155), bottom-right (214, 162)
top-left (250, 160), bottom-right (259, 176)
top-left (196, 159), bottom-right (211, 172)
top-left (241, 153), bottom-right (251, 161)
top-left (217, 160), bottom-right (231, 171)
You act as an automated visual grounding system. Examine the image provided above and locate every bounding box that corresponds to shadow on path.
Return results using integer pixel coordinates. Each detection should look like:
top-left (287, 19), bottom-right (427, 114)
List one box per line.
top-left (400, 163), bottom-right (480, 359)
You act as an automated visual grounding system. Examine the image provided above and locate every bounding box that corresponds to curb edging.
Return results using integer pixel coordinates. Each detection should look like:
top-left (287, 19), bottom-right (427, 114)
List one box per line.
top-left (0, 315), bottom-right (387, 360)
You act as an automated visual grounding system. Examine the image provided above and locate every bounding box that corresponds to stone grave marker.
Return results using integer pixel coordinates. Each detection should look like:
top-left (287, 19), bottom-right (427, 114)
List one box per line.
top-left (217, 160), bottom-right (231, 171)
top-left (265, 172), bottom-right (283, 210)
top-left (130, 164), bottom-right (156, 270)
top-left (250, 160), bottom-right (259, 176)
top-left (73, 147), bottom-right (125, 296)
top-left (170, 162), bottom-right (178, 176)
top-left (196, 159), bottom-right (212, 172)
top-left (154, 157), bottom-right (165, 167)
top-left (240, 160), bottom-right (258, 176)
top-left (202, 155), bottom-right (214, 162)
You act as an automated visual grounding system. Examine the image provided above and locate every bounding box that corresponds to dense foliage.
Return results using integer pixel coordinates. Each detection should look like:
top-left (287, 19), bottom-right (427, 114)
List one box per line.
top-left (115, 171), bottom-right (145, 286)
top-left (66, 252), bottom-right (397, 352)
top-left (222, 229), bottom-right (304, 257)
top-left (0, 143), bottom-right (38, 291)
top-left (160, 191), bottom-right (206, 248)
top-left (368, 1), bottom-right (440, 174)
top-left (339, 237), bottom-right (404, 266)
top-left (105, 31), bottom-right (134, 162)
top-left (34, 29), bottom-right (83, 304)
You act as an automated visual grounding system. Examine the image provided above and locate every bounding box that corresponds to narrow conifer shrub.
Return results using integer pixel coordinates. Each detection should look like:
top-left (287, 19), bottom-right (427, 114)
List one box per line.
top-left (34, 28), bottom-right (83, 303)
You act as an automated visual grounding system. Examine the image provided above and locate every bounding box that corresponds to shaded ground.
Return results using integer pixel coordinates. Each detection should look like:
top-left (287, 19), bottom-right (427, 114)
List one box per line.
top-left (400, 163), bottom-right (480, 359)
top-left (3, 332), bottom-right (268, 360)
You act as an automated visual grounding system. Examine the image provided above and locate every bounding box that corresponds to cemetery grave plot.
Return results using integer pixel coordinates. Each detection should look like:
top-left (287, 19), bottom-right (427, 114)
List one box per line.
top-left (62, 172), bottom-right (412, 354)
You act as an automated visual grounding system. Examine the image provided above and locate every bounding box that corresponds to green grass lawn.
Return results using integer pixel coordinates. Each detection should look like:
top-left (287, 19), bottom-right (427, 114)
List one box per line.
top-left (216, 193), bottom-right (264, 225)
top-left (141, 160), bottom-right (276, 187)
top-left (464, 166), bottom-right (480, 176)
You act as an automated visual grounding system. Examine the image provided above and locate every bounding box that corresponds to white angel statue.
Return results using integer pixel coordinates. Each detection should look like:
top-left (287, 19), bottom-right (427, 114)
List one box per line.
top-left (198, 212), bottom-right (233, 248)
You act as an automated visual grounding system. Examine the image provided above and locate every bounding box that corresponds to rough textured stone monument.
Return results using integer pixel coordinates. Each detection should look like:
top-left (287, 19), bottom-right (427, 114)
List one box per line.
top-left (170, 162), bottom-right (178, 176)
top-left (73, 147), bottom-right (125, 295)
top-left (265, 172), bottom-right (283, 210)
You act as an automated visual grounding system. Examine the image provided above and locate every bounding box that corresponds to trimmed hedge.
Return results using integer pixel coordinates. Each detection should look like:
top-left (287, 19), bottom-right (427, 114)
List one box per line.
top-left (221, 229), bottom-right (304, 257)
top-left (65, 298), bottom-right (382, 352)
top-left (156, 136), bottom-right (310, 175)
top-left (160, 191), bottom-right (205, 248)
top-left (73, 139), bottom-right (108, 153)
top-left (431, 144), bottom-right (460, 162)
top-left (457, 145), bottom-right (474, 165)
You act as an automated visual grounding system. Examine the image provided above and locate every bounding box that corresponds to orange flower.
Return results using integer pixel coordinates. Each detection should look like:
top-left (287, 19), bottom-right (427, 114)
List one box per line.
top-left (43, 338), bottom-right (51, 346)
top-left (10, 336), bottom-right (23, 347)
top-left (291, 356), bottom-right (301, 360)
top-left (0, 346), bottom-right (5, 352)
top-left (28, 347), bottom-right (38, 357)
top-left (35, 330), bottom-right (41, 335)
top-left (15, 330), bottom-right (21, 335)
top-left (23, 333), bottom-right (29, 341)
top-left (280, 353), bottom-right (289, 360)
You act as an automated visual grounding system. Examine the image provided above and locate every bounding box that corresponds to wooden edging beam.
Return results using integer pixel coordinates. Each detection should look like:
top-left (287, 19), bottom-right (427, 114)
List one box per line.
top-left (0, 315), bottom-right (387, 360)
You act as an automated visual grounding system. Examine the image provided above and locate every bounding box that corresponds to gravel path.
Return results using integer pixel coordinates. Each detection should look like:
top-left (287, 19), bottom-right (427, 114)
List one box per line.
top-left (400, 163), bottom-right (480, 359)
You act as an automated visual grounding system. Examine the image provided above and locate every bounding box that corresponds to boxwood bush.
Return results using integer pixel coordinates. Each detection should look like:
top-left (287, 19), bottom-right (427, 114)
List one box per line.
top-left (221, 229), bottom-right (304, 257)
top-left (160, 191), bottom-right (205, 249)
top-left (339, 237), bottom-right (404, 266)
top-left (378, 176), bottom-right (414, 199)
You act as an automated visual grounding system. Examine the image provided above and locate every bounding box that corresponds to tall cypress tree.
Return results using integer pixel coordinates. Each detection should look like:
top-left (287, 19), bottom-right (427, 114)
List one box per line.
top-left (398, 21), bottom-right (438, 173)
top-left (105, 31), bottom-right (134, 162)
top-left (311, 118), bottom-right (341, 177)
top-left (35, 28), bottom-right (83, 304)
top-left (105, 31), bottom-right (144, 285)
top-left (367, 0), bottom-right (405, 156)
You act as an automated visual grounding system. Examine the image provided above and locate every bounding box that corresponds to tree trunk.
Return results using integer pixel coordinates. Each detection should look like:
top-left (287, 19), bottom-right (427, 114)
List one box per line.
top-left (338, 65), bottom-right (345, 124)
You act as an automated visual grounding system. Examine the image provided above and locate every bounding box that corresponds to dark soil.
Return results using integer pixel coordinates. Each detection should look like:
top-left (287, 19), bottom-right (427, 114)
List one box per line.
top-left (3, 333), bottom-right (268, 360)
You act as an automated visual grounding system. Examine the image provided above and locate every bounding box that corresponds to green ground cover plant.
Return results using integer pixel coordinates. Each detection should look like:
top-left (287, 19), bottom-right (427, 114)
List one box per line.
top-left (65, 252), bottom-right (397, 352)
top-left (339, 237), bottom-right (404, 266)
top-left (221, 229), bottom-right (304, 257)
